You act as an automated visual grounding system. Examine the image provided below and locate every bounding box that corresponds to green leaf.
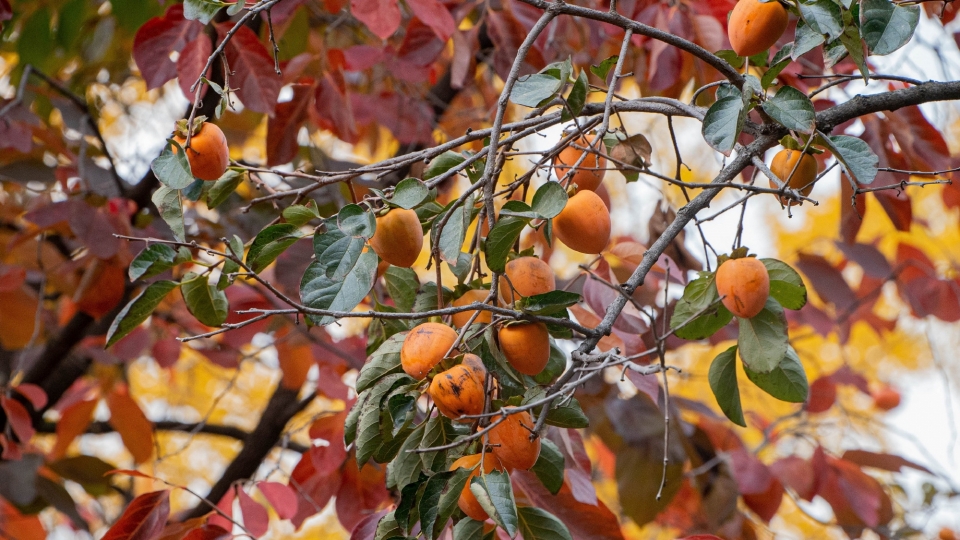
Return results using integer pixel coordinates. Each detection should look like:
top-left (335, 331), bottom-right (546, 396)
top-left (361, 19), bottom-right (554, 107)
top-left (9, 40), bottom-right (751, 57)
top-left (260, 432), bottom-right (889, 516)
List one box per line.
top-left (437, 202), bottom-right (470, 263)
top-left (129, 244), bottom-right (179, 281)
top-left (670, 272), bottom-right (733, 340)
top-left (590, 55), bottom-right (619, 81)
top-left (424, 467), bottom-right (473, 539)
top-left (246, 223), bottom-right (305, 273)
top-left (448, 252), bottom-right (473, 284)
top-left (838, 25), bottom-right (869, 81)
top-left (517, 507), bottom-right (573, 540)
top-left (708, 345), bottom-right (746, 427)
top-left (226, 0), bottom-right (245, 15)
top-left (561, 70), bottom-right (588, 122)
top-left (860, 0), bottom-right (919, 55)
top-left (530, 181), bottom-right (568, 219)
top-left (793, 20), bottom-right (826, 60)
top-left (384, 267), bottom-right (420, 313)
top-left (762, 44), bottom-right (794, 88)
top-left (374, 512), bottom-right (404, 540)
top-left (498, 200), bottom-right (541, 220)
top-left (823, 37), bottom-right (849, 67)
top-left (106, 281), bottom-right (179, 347)
top-left (218, 236), bottom-right (244, 290)
top-left (453, 518), bottom-right (485, 540)
top-left (344, 392), bottom-right (367, 446)
top-left (205, 169), bottom-right (245, 209)
top-left (337, 204), bottom-right (377, 238)
top-left (799, 0), bottom-right (843, 40)
top-left (715, 50), bottom-right (745, 69)
top-left (424, 153), bottom-right (466, 182)
top-left (530, 439), bottom-right (565, 495)
top-left (151, 186), bottom-right (185, 242)
top-left (737, 298), bottom-right (788, 374)
top-left (182, 179), bottom-right (208, 202)
top-left (357, 332), bottom-right (406, 393)
top-left (761, 258), bottom-right (807, 310)
top-left (701, 94), bottom-right (745, 156)
top-left (743, 346), bottom-right (809, 402)
top-left (471, 471), bottom-right (519, 536)
top-left (389, 177), bottom-right (430, 209)
top-left (533, 341), bottom-right (567, 384)
top-left (716, 83), bottom-right (740, 101)
top-left (485, 216), bottom-right (527, 273)
top-left (47, 456), bottom-right (116, 496)
top-left (181, 272), bottom-right (228, 327)
top-left (387, 421), bottom-right (425, 490)
top-left (541, 58), bottom-right (572, 85)
top-left (510, 74), bottom-right (563, 108)
top-left (318, 237), bottom-right (365, 281)
top-left (518, 290), bottom-right (580, 316)
top-left (546, 397), bottom-right (589, 428)
top-left (151, 140), bottom-right (195, 189)
top-left (300, 250), bottom-right (378, 326)
top-left (420, 414), bottom-right (458, 472)
top-left (357, 374), bottom-right (415, 466)
top-left (762, 86), bottom-right (816, 134)
top-left (741, 74), bottom-right (763, 106)
top-left (283, 202), bottom-right (321, 227)
top-left (183, 0), bottom-right (228, 24)
top-left (823, 134), bottom-right (879, 185)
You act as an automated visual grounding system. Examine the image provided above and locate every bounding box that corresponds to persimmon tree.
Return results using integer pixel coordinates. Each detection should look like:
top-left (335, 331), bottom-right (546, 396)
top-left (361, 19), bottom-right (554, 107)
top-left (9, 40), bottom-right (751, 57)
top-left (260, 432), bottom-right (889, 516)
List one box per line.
top-left (0, 0), bottom-right (959, 538)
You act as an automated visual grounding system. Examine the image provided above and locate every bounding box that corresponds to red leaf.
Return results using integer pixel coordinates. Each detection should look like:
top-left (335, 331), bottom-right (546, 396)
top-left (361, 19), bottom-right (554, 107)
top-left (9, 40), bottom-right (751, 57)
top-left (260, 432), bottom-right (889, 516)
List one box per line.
top-left (152, 338), bottom-right (182, 369)
top-left (397, 18), bottom-right (445, 66)
top-left (741, 475), bottom-right (784, 522)
top-left (176, 35), bottom-right (213, 100)
top-left (51, 398), bottom-right (98, 460)
top-left (258, 482), bottom-right (297, 520)
top-left (267, 79), bottom-right (314, 166)
top-left (13, 384), bottom-right (47, 410)
top-left (133, 5), bottom-right (203, 90)
top-left (349, 509), bottom-right (389, 540)
top-left (728, 449), bottom-right (774, 495)
top-left (350, 0), bottom-right (401, 39)
top-left (887, 106), bottom-right (952, 172)
top-left (512, 471), bottom-right (625, 540)
top-left (324, 0), bottom-right (347, 12)
top-left (564, 468), bottom-right (597, 506)
top-left (805, 376), bottom-right (837, 413)
top-left (290, 451), bottom-right (342, 529)
top-left (823, 457), bottom-right (890, 528)
top-left (680, 537), bottom-right (724, 540)
top-left (770, 456), bottom-right (816, 501)
top-left (451, 27), bottom-right (479, 89)
top-left (182, 525), bottom-right (231, 540)
top-left (312, 71), bottom-right (359, 143)
top-left (829, 365), bottom-right (870, 394)
top-left (835, 242), bottom-right (891, 278)
top-left (794, 253), bottom-right (857, 312)
top-left (841, 450), bottom-right (932, 475)
top-left (237, 488), bottom-right (269, 538)
top-left (208, 488), bottom-right (235, 531)
top-left (0, 0), bottom-right (10, 23)
top-left (309, 410), bottom-right (348, 442)
top-left (107, 386), bottom-right (154, 464)
top-left (405, 0), bottom-right (455, 40)
top-left (839, 169), bottom-right (866, 243)
top-left (216, 24), bottom-right (282, 115)
top-left (69, 203), bottom-right (121, 259)
top-left (0, 498), bottom-right (46, 540)
top-left (335, 458), bottom-right (389, 532)
top-left (101, 490), bottom-right (170, 540)
top-left (872, 188), bottom-right (912, 232)
top-left (1, 397), bottom-right (35, 443)
top-left (0, 265), bottom-right (26, 292)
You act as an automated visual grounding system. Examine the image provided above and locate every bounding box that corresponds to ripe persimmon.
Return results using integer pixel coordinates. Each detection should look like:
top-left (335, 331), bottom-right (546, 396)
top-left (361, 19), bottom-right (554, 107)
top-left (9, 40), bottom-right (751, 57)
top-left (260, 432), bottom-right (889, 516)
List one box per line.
top-left (75, 260), bottom-right (126, 319)
top-left (727, 0), bottom-right (788, 58)
top-left (400, 322), bottom-right (458, 380)
top-left (488, 410), bottom-right (541, 470)
top-left (369, 208), bottom-right (423, 268)
top-left (499, 256), bottom-right (556, 304)
top-left (173, 117), bottom-right (230, 181)
top-left (429, 354), bottom-right (487, 422)
top-left (552, 189), bottom-right (611, 254)
top-left (452, 289), bottom-right (493, 328)
top-left (872, 386), bottom-right (901, 411)
top-left (769, 149), bottom-right (819, 206)
top-left (449, 453), bottom-right (504, 521)
top-left (715, 256), bottom-right (769, 318)
top-left (498, 322), bottom-right (550, 376)
top-left (554, 134), bottom-right (606, 192)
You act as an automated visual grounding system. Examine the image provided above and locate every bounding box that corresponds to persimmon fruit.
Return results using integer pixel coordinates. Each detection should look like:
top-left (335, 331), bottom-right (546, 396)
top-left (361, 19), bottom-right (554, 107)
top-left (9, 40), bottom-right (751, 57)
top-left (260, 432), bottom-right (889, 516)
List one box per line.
top-left (369, 208), bottom-right (423, 268)
top-left (715, 256), bottom-right (769, 318)
top-left (769, 149), bottom-right (819, 206)
top-left (488, 410), bottom-right (541, 470)
top-left (498, 322), bottom-right (550, 376)
top-left (449, 453), bottom-right (504, 521)
top-left (727, 0), bottom-right (788, 58)
top-left (400, 322), bottom-right (458, 380)
top-left (75, 260), bottom-right (126, 319)
top-left (452, 289), bottom-right (493, 328)
top-left (872, 386), bottom-right (901, 411)
top-left (499, 256), bottom-right (556, 304)
top-left (429, 354), bottom-right (487, 422)
top-left (552, 189), bottom-right (611, 254)
top-left (554, 134), bottom-right (607, 192)
top-left (173, 118), bottom-right (230, 181)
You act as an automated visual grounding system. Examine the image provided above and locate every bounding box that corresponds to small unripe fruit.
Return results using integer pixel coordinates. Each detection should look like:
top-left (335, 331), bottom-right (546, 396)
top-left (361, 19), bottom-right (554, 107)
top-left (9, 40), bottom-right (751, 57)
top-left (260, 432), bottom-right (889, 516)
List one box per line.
top-left (488, 410), bottom-right (541, 470)
top-left (715, 257), bottom-right (769, 318)
top-left (498, 322), bottom-right (550, 376)
top-left (449, 453), bottom-right (504, 521)
top-left (554, 134), bottom-right (606, 192)
top-left (429, 355), bottom-right (487, 422)
top-left (499, 257), bottom-right (556, 304)
top-left (369, 208), bottom-right (424, 268)
top-left (173, 121), bottom-right (230, 181)
top-left (552, 190), bottom-right (611, 254)
top-left (400, 323), bottom-right (458, 380)
top-left (769, 149), bottom-right (819, 206)
top-left (452, 289), bottom-right (493, 328)
top-left (727, 0), bottom-right (788, 58)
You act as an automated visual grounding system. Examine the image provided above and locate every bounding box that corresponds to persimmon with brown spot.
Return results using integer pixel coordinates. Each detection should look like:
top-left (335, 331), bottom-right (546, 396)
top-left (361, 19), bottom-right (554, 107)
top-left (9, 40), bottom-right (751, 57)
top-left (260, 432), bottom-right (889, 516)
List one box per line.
top-left (499, 256), bottom-right (556, 304)
top-left (769, 149), bottom-right (819, 206)
top-left (552, 189), bottom-right (611, 254)
top-left (400, 322), bottom-right (458, 380)
top-left (498, 322), bottom-right (550, 376)
top-left (369, 208), bottom-right (423, 268)
top-left (554, 134), bottom-right (606, 192)
top-left (429, 354), bottom-right (487, 422)
top-left (173, 117), bottom-right (230, 181)
top-left (451, 289), bottom-right (493, 328)
top-left (727, 0), bottom-right (788, 58)
top-left (488, 410), bottom-right (541, 470)
top-left (715, 256), bottom-right (770, 318)
top-left (449, 453), bottom-right (504, 521)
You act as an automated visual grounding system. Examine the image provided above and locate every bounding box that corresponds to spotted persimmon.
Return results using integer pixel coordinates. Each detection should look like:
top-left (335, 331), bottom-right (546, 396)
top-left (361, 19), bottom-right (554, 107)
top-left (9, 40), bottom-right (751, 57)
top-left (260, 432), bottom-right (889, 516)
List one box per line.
top-left (488, 410), bottom-right (540, 470)
top-left (369, 208), bottom-right (423, 268)
top-left (75, 260), bottom-right (126, 319)
top-left (400, 322), bottom-right (458, 380)
top-left (173, 117), bottom-right (230, 181)
top-left (554, 134), bottom-right (606, 192)
top-left (552, 189), bottom-right (611, 254)
top-left (715, 256), bottom-right (769, 318)
top-left (872, 385), bottom-right (901, 411)
top-left (727, 0), bottom-right (788, 58)
top-left (429, 354), bottom-right (487, 422)
top-left (499, 256), bottom-right (556, 305)
top-left (452, 289), bottom-right (493, 328)
top-left (769, 149), bottom-right (819, 206)
top-left (449, 453), bottom-right (504, 521)
top-left (498, 322), bottom-right (550, 376)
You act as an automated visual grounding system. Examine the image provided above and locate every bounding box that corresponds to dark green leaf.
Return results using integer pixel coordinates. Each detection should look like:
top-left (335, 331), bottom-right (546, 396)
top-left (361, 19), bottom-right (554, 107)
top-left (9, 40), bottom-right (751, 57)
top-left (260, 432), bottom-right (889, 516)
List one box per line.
top-left (151, 186), bottom-right (185, 242)
top-left (561, 70), bottom-right (588, 121)
top-left (743, 346), bottom-right (809, 402)
top-left (518, 290), bottom-right (580, 316)
top-left (485, 216), bottom-right (527, 272)
top-left (182, 179), bottom-right (208, 202)
top-left (420, 414), bottom-right (458, 472)
top-left (517, 507), bottom-right (573, 540)
top-left (424, 154), bottom-right (466, 182)
top-left (546, 397), bottom-right (589, 428)
top-left (47, 456), bottom-right (116, 496)
top-left (823, 37), bottom-right (849, 67)
top-left (437, 202), bottom-right (470, 263)
top-left (762, 258), bottom-right (807, 310)
top-left (471, 471), bottom-right (518, 537)
top-left (793, 20), bottom-right (826, 60)
top-left (181, 271), bottom-right (228, 327)
top-left (356, 332), bottom-right (406, 393)
top-left (701, 95), bottom-right (745, 155)
top-left (590, 55), bottom-right (619, 81)
top-left (448, 252), bottom-right (473, 284)
top-left (105, 281), bottom-right (178, 347)
top-left (737, 297), bottom-right (788, 374)
top-left (344, 392), bottom-right (367, 446)
top-left (762, 86), bottom-right (816, 134)
top-left (387, 422), bottom-right (426, 490)
top-left (498, 200), bottom-right (540, 220)
top-left (283, 202), bottom-right (321, 227)
top-left (391, 177), bottom-right (431, 209)
top-left (541, 58), bottom-right (572, 84)
top-left (839, 25), bottom-right (869, 81)
top-left (510, 74), bottom-right (563, 108)
top-left (337, 204), bottom-right (377, 238)
top-left (206, 169), bottom-right (245, 209)
top-left (318, 236), bottom-right (365, 281)
top-left (533, 341), bottom-right (567, 385)
top-left (762, 44), bottom-right (794, 88)
top-left (246, 223), bottom-right (305, 272)
top-left (530, 439), bottom-right (565, 495)
top-left (799, 0), bottom-right (843, 39)
top-left (35, 476), bottom-right (87, 531)
top-left (530, 181), bottom-right (568, 219)
top-left (715, 50), bottom-right (745, 69)
top-left (375, 512), bottom-right (404, 540)
top-left (823, 134), bottom-right (879, 185)
top-left (453, 518), bottom-right (485, 540)
top-left (300, 250), bottom-right (378, 326)
top-left (708, 345), bottom-right (746, 427)
top-left (218, 236), bottom-right (244, 290)
top-left (860, 0), bottom-right (919, 55)
top-left (670, 272), bottom-right (733, 340)
top-left (151, 140), bottom-right (195, 189)
top-left (384, 267), bottom-right (420, 312)
top-left (421, 468), bottom-right (472, 539)
top-left (129, 244), bottom-right (179, 281)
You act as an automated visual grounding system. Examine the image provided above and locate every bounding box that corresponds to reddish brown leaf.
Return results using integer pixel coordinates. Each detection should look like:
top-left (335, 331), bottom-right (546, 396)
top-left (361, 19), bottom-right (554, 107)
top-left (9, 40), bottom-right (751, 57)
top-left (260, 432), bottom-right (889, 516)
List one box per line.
top-left (406, 0), bottom-right (456, 40)
top-left (835, 242), bottom-right (891, 278)
top-left (770, 456), bottom-right (816, 501)
top-left (0, 0), bottom-right (10, 22)
top-left (216, 24), bottom-right (282, 115)
top-left (101, 490), bottom-right (170, 540)
top-left (841, 450), bottom-right (932, 475)
top-left (290, 450), bottom-right (342, 529)
top-left (152, 338), bottom-right (182, 369)
top-left (794, 253), bottom-right (856, 312)
top-left (182, 525), bottom-right (231, 540)
top-left (267, 79), bottom-right (314, 166)
top-left (324, 0), bottom-right (347, 12)
top-left (69, 203), bottom-right (121, 259)
top-left (0, 265), bottom-right (26, 292)
top-left (349, 509), bottom-right (389, 540)
top-left (887, 107), bottom-right (952, 173)
top-left (237, 488), bottom-right (269, 537)
top-left (0, 499), bottom-right (47, 540)
top-left (1, 397), bottom-right (34, 443)
top-left (133, 5), bottom-right (203, 90)
top-left (397, 18), bottom-right (445, 66)
top-left (106, 469), bottom-right (159, 480)
top-left (839, 170), bottom-right (866, 243)
top-left (822, 457), bottom-right (890, 528)
top-left (680, 537), bottom-right (724, 540)
top-left (207, 488), bottom-right (235, 531)
top-left (176, 35), bottom-right (213, 100)
top-left (829, 366), bottom-right (870, 394)
top-left (451, 26), bottom-right (479, 89)
top-left (728, 449), bottom-right (774, 495)
top-left (312, 71), bottom-right (359, 143)
top-left (13, 384), bottom-right (47, 410)
top-left (335, 457), bottom-right (389, 532)
top-left (258, 481), bottom-right (297, 520)
top-left (512, 471), bottom-right (625, 540)
top-left (741, 476), bottom-right (784, 523)
top-left (350, 0), bottom-right (401, 39)
top-left (805, 376), bottom-right (837, 413)
top-left (107, 386), bottom-right (154, 464)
